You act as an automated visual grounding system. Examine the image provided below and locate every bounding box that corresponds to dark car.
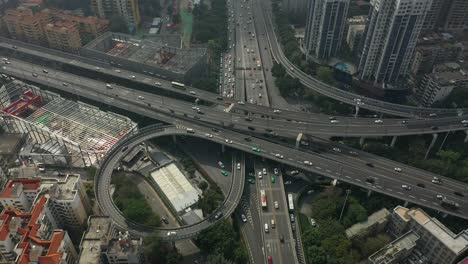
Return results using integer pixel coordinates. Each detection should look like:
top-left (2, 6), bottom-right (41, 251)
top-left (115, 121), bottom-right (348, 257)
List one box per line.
top-left (161, 216), bottom-right (169, 224)
top-left (366, 178), bottom-right (375, 184)
top-left (366, 163), bottom-right (374, 167)
top-left (212, 128), bottom-right (220, 132)
top-left (244, 137), bottom-right (252, 142)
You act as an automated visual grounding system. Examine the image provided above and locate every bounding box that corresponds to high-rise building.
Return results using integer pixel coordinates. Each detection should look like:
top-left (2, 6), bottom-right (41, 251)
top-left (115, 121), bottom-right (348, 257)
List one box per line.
top-left (358, 0), bottom-right (432, 87)
top-left (282, 0), bottom-right (308, 19)
top-left (91, 0), bottom-right (141, 33)
top-left (346, 16), bottom-right (367, 54)
top-left (44, 20), bottom-right (82, 53)
top-left (444, 0), bottom-right (468, 32)
top-left (304, 0), bottom-right (350, 60)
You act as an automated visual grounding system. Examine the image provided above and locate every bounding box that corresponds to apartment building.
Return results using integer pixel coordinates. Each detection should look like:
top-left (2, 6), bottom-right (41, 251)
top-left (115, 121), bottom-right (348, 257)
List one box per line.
top-left (386, 206), bottom-right (468, 264)
top-left (0, 175), bottom-right (91, 231)
top-left (304, 0), bottom-right (350, 60)
top-left (44, 20), bottom-right (82, 53)
top-left (346, 16), bottom-right (367, 54)
top-left (91, 0), bottom-right (140, 33)
top-left (0, 195), bottom-right (78, 263)
top-left (3, 7), bottom-right (50, 45)
top-left (358, 0), bottom-right (432, 88)
top-left (444, 0), bottom-right (468, 33)
top-left (415, 62), bottom-right (468, 107)
top-left (78, 216), bottom-right (144, 264)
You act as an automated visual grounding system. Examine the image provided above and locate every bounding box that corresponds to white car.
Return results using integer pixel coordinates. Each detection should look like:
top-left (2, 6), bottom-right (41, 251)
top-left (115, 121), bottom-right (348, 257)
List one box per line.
top-left (189, 91), bottom-right (196, 95)
top-left (274, 168), bottom-right (279, 175)
top-left (273, 109), bottom-right (281, 114)
top-left (275, 153), bottom-right (284, 159)
top-left (436, 194), bottom-right (443, 200)
top-left (237, 163), bottom-right (241, 170)
top-left (374, 119), bottom-right (383, 124)
top-left (258, 171), bottom-right (263, 179)
top-left (331, 120), bottom-right (339, 123)
top-left (238, 101), bottom-right (245, 105)
top-left (274, 201), bottom-right (279, 209)
top-left (333, 147), bottom-right (341, 152)
top-left (310, 218), bottom-right (316, 227)
top-left (394, 167), bottom-right (402, 172)
top-left (225, 139), bottom-right (233, 144)
top-left (205, 133), bottom-right (213, 138)
top-left (402, 185), bottom-right (411, 190)
top-left (130, 75), bottom-right (136, 79)
top-left (167, 231), bottom-right (177, 236)
top-left (262, 168), bottom-right (267, 175)
top-left (303, 160), bottom-right (312, 166)
top-left (241, 214), bottom-right (247, 223)
top-left (138, 96), bottom-right (144, 100)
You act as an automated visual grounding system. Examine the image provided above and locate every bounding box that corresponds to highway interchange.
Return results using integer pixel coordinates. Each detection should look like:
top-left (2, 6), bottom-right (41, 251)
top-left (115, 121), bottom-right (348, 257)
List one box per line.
top-left (2, 1), bottom-right (468, 262)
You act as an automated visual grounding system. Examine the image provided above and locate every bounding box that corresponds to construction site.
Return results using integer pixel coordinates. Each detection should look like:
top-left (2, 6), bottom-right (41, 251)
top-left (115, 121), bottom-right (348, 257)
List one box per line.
top-left (81, 32), bottom-right (207, 83)
top-left (0, 79), bottom-right (137, 167)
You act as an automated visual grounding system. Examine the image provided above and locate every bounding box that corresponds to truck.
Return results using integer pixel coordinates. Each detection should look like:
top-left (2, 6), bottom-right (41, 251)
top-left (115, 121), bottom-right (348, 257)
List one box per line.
top-left (260, 189), bottom-right (267, 208)
top-left (441, 198), bottom-right (459, 210)
top-left (288, 193), bottom-right (294, 211)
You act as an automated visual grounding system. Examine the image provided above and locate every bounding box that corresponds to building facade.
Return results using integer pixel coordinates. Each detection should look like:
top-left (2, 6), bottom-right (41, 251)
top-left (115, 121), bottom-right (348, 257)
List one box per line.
top-left (346, 16), bottom-right (367, 54)
top-left (444, 0), bottom-right (468, 33)
top-left (304, 0), bottom-right (350, 60)
top-left (387, 206), bottom-right (468, 264)
top-left (91, 0), bottom-right (141, 33)
top-left (358, 0), bottom-right (432, 88)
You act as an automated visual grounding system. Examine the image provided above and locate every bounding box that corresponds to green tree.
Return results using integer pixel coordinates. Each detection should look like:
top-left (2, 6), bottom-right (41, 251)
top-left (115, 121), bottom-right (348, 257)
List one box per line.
top-left (143, 233), bottom-right (163, 263)
top-left (109, 15), bottom-right (129, 34)
top-left (198, 180), bottom-right (208, 191)
top-left (198, 185), bottom-right (224, 216)
top-left (271, 62), bottom-right (286, 77)
top-left (306, 246), bottom-right (327, 264)
top-left (358, 234), bottom-right (391, 257)
top-left (196, 220), bottom-right (238, 259)
top-left (317, 66), bottom-right (336, 85)
top-left (205, 254), bottom-right (233, 264)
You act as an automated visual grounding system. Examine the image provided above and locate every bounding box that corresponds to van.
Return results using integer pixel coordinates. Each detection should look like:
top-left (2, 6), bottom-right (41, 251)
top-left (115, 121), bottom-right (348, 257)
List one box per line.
top-left (264, 223), bottom-right (269, 233)
top-left (271, 219), bottom-right (275, 228)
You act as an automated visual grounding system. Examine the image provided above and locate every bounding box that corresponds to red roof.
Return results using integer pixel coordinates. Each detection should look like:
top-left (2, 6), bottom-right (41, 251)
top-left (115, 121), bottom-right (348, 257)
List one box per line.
top-left (0, 178), bottom-right (41, 198)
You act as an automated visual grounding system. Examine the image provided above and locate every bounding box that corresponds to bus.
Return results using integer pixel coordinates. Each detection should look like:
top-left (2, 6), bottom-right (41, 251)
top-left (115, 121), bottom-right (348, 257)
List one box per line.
top-left (171, 81), bottom-right (185, 89)
top-left (260, 190), bottom-right (267, 208)
top-left (288, 193), bottom-right (294, 211)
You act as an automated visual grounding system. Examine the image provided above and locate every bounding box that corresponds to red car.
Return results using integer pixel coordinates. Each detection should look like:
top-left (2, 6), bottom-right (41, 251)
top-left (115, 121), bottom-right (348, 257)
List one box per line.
top-left (268, 256), bottom-right (273, 264)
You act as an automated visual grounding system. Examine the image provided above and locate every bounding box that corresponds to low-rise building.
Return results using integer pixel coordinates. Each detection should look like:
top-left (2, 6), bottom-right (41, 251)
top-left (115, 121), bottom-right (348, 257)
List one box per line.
top-left (44, 20), bottom-right (82, 53)
top-left (415, 62), bottom-right (468, 107)
top-left (385, 206), bottom-right (468, 264)
top-left (0, 195), bottom-right (78, 263)
top-left (345, 208), bottom-right (390, 239)
top-left (78, 216), bottom-right (143, 264)
top-left (369, 231), bottom-right (420, 264)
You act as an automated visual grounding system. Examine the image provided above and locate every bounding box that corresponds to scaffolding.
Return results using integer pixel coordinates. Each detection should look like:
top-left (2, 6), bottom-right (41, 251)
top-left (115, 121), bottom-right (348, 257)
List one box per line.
top-left (0, 80), bottom-right (137, 167)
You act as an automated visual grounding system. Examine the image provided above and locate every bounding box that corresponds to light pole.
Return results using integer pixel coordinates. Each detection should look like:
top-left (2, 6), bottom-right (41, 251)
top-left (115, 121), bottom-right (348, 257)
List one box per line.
top-left (338, 189), bottom-right (351, 222)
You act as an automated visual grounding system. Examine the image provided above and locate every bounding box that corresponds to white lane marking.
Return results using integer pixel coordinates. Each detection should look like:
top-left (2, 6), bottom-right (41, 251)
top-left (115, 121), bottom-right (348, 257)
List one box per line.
top-left (355, 179), bottom-right (361, 182)
top-left (420, 199), bottom-right (426, 202)
top-left (409, 195), bottom-right (416, 199)
top-left (386, 189), bottom-right (393, 192)
top-left (315, 167), bottom-right (322, 170)
top-left (433, 202), bottom-right (439, 206)
top-left (345, 175), bottom-right (350, 179)
top-left (376, 185), bottom-right (383, 189)
top-left (397, 192), bottom-right (404, 195)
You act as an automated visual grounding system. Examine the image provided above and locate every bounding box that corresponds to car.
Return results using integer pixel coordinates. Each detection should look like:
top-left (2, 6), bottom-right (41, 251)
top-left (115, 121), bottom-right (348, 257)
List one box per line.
top-left (61, 83), bottom-right (68, 86)
top-left (12, 45), bottom-right (17, 49)
top-left (167, 231), bottom-right (177, 236)
top-left (285, 180), bottom-right (292, 185)
top-left (251, 147), bottom-right (261, 152)
top-left (402, 185), bottom-right (411, 190)
top-left (161, 216), bottom-right (169, 224)
top-left (244, 137), bottom-right (252, 142)
top-left (121, 146), bottom-right (128, 152)
top-left (431, 126), bottom-right (439, 130)
top-left (268, 256), bottom-right (273, 264)
top-left (238, 101), bottom-right (245, 105)
top-left (95, 67), bottom-right (101, 70)
top-left (221, 170), bottom-right (229, 177)
top-left (138, 96), bottom-right (144, 100)
top-left (366, 178), bottom-right (375, 184)
top-left (304, 160), bottom-right (312, 166)
top-left (245, 116), bottom-right (253, 121)
top-left (258, 171), bottom-right (263, 179)
top-left (271, 175), bottom-right (276, 183)
top-left (329, 116), bottom-right (336, 120)
top-left (290, 214), bottom-right (295, 222)
top-left (274, 168), bottom-right (279, 175)
top-left (274, 201), bottom-right (279, 209)
top-left (290, 170), bottom-right (299, 175)
top-left (32, 73), bottom-right (38, 77)
top-left (436, 194), bottom-right (444, 200)
top-left (214, 211), bottom-right (224, 219)
top-left (205, 133), bottom-right (213, 138)
top-left (400, 120), bottom-right (407, 124)
top-left (130, 75), bottom-right (136, 79)
top-left (332, 147), bottom-right (341, 152)
top-left (366, 163), bottom-right (374, 167)
top-left (211, 128), bottom-right (220, 132)
top-left (115, 69), bottom-right (121, 73)
top-left (225, 139), bottom-right (233, 144)
top-left (262, 168), bottom-right (267, 175)
top-left (416, 183), bottom-right (425, 188)
top-left (106, 83), bottom-right (113, 89)
top-left (247, 178), bottom-right (256, 184)
top-left (375, 119), bottom-right (383, 124)
top-left (273, 109), bottom-right (281, 113)
top-left (190, 91), bottom-right (197, 95)
top-left (237, 163), bottom-right (241, 170)
top-left (432, 177), bottom-right (442, 184)
top-left (429, 113), bottom-right (437, 117)
top-left (279, 235), bottom-right (284, 243)
top-left (241, 214), bottom-right (247, 223)
top-left (394, 167), bottom-right (402, 172)
top-left (300, 140), bottom-right (309, 146)
top-left (42, 69), bottom-right (48, 73)
top-left (331, 120), bottom-right (339, 123)
top-left (37, 163), bottom-right (46, 172)
top-left (275, 153), bottom-right (284, 159)
top-left (218, 161), bottom-right (224, 168)
top-left (349, 151), bottom-right (358, 155)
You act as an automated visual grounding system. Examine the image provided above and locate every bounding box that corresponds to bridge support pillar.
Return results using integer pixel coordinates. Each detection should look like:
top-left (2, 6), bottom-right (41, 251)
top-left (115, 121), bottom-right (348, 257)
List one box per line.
top-left (404, 201), bottom-right (409, 207)
top-left (367, 190), bottom-right (372, 197)
top-left (390, 136), bottom-right (398, 147)
top-left (424, 133), bottom-right (438, 160)
top-left (295, 133), bottom-right (303, 149)
top-left (221, 144), bottom-right (225, 153)
top-left (359, 137), bottom-right (365, 146)
top-left (354, 106), bottom-right (360, 118)
top-left (172, 135), bottom-right (177, 143)
top-left (464, 131), bottom-right (468, 143)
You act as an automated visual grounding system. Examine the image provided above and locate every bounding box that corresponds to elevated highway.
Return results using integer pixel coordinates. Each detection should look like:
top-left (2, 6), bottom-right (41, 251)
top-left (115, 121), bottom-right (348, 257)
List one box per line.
top-left (3, 59), bottom-right (468, 137)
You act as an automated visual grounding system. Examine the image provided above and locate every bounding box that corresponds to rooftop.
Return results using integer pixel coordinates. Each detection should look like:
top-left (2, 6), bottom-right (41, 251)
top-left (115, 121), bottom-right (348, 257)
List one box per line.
top-left (345, 208), bottom-right (390, 238)
top-left (394, 206), bottom-right (468, 255)
top-left (0, 133), bottom-right (23, 156)
top-left (40, 174), bottom-right (81, 200)
top-left (78, 216), bottom-right (113, 264)
top-left (106, 235), bottom-right (142, 257)
top-left (369, 231), bottom-right (419, 264)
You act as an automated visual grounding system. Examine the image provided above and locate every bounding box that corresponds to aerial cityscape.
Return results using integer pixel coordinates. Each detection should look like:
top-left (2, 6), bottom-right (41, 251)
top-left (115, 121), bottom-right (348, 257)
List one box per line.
top-left (0, 0), bottom-right (466, 263)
